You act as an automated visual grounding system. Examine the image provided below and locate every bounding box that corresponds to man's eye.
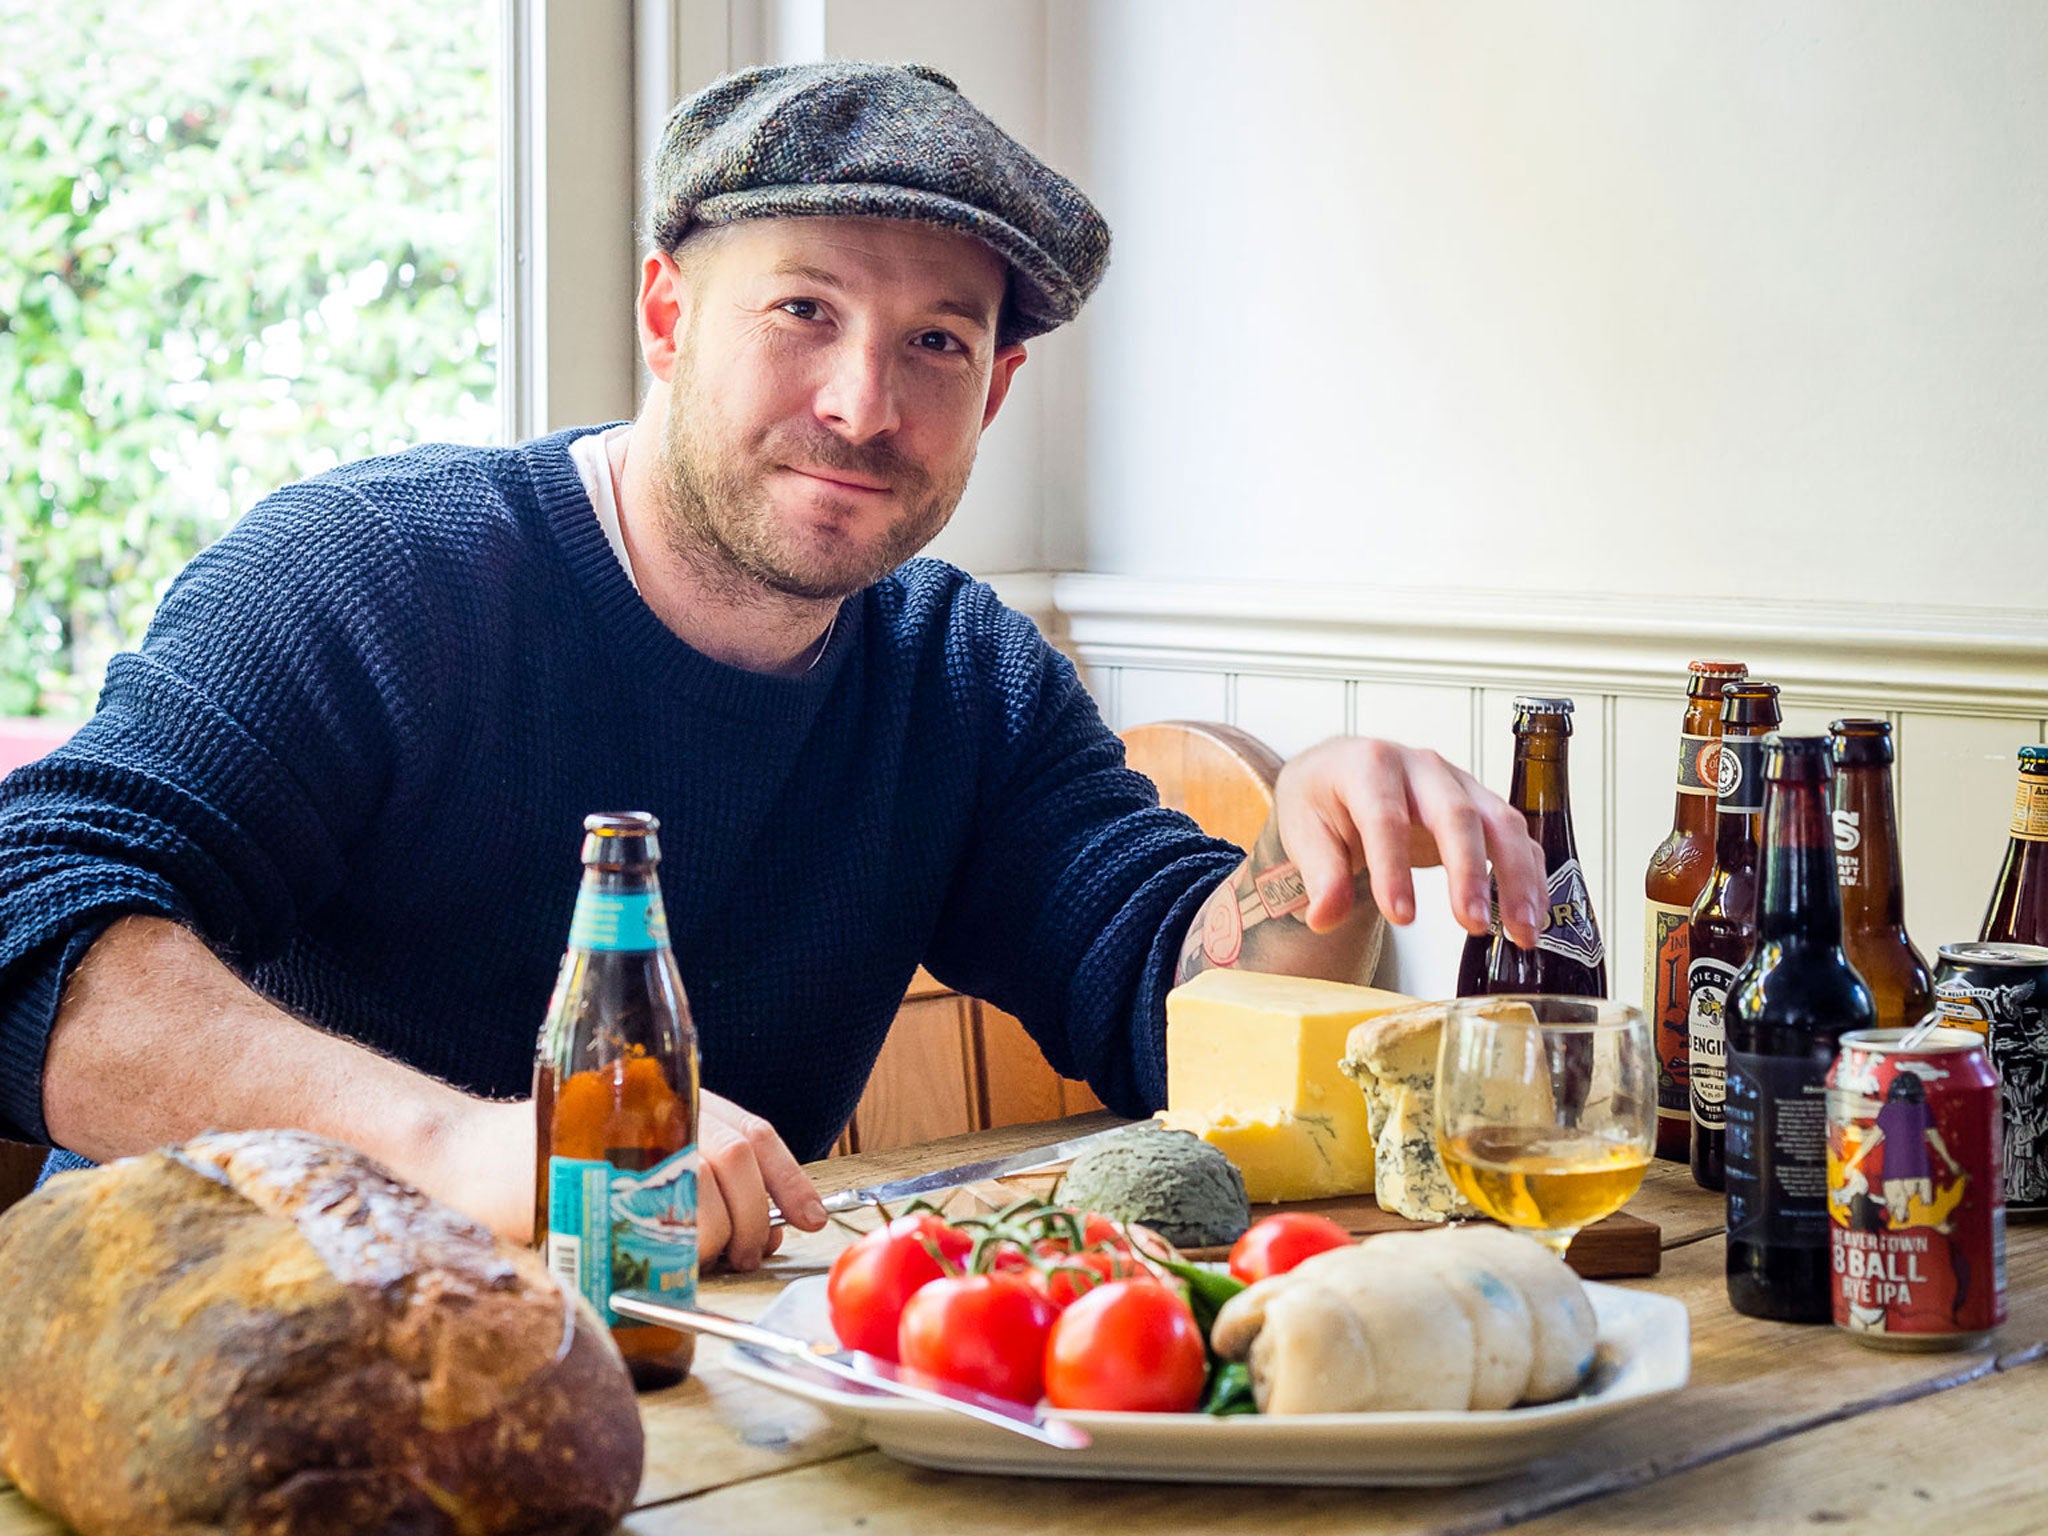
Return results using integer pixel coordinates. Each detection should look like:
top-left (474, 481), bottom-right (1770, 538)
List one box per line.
top-left (779, 299), bottom-right (821, 320)
top-left (915, 330), bottom-right (965, 354)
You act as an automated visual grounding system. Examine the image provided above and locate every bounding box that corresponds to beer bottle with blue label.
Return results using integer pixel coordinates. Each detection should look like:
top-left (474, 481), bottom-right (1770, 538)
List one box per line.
top-left (535, 812), bottom-right (700, 1390)
top-left (1456, 697), bottom-right (1607, 997)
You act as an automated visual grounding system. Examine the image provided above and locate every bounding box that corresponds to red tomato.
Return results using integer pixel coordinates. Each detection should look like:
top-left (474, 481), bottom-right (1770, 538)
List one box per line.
top-left (1043, 1279), bottom-right (1206, 1413)
top-left (1028, 1242), bottom-right (1156, 1310)
top-left (897, 1273), bottom-right (1058, 1405)
top-left (1227, 1212), bottom-right (1354, 1284)
top-left (826, 1214), bottom-right (971, 1360)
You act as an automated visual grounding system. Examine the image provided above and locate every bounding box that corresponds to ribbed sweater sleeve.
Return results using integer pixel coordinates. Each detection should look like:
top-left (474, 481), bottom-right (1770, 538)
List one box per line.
top-left (0, 479), bottom-right (435, 1141)
top-left (920, 585), bottom-right (1242, 1117)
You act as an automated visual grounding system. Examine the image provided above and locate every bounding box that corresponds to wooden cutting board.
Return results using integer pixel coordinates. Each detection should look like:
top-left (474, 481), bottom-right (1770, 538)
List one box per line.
top-left (1180, 1197), bottom-right (1661, 1279)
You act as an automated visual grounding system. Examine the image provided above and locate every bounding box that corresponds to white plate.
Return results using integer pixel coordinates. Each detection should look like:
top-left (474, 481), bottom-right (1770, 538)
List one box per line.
top-left (721, 1274), bottom-right (1690, 1486)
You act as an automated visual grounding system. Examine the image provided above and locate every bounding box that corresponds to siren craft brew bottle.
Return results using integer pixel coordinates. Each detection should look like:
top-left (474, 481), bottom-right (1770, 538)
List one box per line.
top-left (1980, 745), bottom-right (2048, 947)
top-left (1830, 719), bottom-right (1932, 1030)
top-left (1724, 738), bottom-right (1877, 1324)
top-left (536, 812), bottom-right (701, 1390)
top-left (1643, 660), bottom-right (1748, 1161)
top-left (1688, 682), bottom-right (1782, 1190)
top-left (1457, 697), bottom-right (1606, 997)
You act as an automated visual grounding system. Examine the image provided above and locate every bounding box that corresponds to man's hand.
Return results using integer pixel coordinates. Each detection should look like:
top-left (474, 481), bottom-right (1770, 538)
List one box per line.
top-left (1277, 738), bottom-right (1547, 948)
top-left (697, 1089), bottom-right (827, 1270)
top-left (415, 1089), bottom-right (827, 1273)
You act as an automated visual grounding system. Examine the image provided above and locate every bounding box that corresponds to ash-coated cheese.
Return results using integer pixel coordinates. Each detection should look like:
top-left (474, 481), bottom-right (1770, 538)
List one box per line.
top-left (1163, 970), bottom-right (1420, 1202)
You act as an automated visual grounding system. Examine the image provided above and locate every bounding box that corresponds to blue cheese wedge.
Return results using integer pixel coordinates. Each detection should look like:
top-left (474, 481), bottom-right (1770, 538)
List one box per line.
top-left (1340, 1004), bottom-right (1475, 1223)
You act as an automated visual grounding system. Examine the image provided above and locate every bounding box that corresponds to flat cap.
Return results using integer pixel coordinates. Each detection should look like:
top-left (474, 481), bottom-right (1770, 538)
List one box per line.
top-left (646, 61), bottom-right (1109, 345)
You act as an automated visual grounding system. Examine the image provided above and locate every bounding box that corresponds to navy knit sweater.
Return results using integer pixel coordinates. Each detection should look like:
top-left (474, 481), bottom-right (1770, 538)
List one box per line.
top-left (0, 428), bottom-right (1239, 1163)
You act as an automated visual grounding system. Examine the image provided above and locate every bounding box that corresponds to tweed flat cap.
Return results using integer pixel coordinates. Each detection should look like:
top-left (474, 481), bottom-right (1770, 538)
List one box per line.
top-left (646, 61), bottom-right (1109, 345)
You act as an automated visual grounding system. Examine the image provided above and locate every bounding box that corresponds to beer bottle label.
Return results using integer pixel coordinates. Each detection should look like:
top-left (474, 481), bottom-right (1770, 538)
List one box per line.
top-left (1725, 1050), bottom-right (1831, 1252)
top-left (568, 889), bottom-right (670, 951)
top-left (546, 1146), bottom-right (699, 1326)
top-left (2011, 778), bottom-right (2048, 842)
top-left (1675, 733), bottom-right (1721, 797)
top-left (1717, 736), bottom-right (1765, 817)
top-left (1687, 957), bottom-right (1739, 1129)
top-left (1831, 809), bottom-right (1863, 888)
top-left (1537, 857), bottom-right (1603, 968)
top-left (1646, 900), bottom-right (1694, 1128)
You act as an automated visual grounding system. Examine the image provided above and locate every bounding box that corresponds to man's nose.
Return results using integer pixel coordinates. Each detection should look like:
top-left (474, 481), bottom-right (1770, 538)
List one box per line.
top-left (812, 334), bottom-right (902, 444)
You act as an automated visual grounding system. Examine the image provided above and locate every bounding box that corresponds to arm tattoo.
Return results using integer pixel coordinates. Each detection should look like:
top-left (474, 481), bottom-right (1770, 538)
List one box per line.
top-left (1174, 814), bottom-right (1384, 986)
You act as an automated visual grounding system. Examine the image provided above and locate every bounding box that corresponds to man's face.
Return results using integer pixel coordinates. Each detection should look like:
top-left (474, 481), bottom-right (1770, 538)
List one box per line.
top-left (645, 216), bottom-right (1023, 602)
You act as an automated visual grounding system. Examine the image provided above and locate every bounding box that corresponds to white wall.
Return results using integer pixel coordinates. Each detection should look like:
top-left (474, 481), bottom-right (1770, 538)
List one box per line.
top-left (1050, 1), bottom-right (2048, 610)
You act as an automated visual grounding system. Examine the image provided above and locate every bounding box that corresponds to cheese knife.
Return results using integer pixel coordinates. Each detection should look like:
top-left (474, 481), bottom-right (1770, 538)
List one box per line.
top-left (609, 1291), bottom-right (1092, 1450)
top-left (771, 1123), bottom-right (1136, 1225)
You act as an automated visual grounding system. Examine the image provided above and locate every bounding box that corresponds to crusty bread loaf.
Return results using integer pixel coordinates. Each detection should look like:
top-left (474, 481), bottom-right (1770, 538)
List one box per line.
top-left (0, 1131), bottom-right (643, 1536)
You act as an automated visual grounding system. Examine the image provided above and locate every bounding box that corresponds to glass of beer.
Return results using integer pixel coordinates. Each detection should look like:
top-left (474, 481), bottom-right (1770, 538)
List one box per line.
top-left (1436, 996), bottom-right (1656, 1256)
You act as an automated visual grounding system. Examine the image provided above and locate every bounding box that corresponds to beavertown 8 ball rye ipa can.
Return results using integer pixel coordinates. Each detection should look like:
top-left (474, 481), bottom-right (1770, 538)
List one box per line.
top-left (1827, 1028), bottom-right (2005, 1351)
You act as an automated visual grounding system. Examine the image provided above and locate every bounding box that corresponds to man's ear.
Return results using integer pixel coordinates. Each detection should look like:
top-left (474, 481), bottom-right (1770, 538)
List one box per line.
top-left (638, 252), bottom-right (687, 382)
top-left (980, 344), bottom-right (1028, 430)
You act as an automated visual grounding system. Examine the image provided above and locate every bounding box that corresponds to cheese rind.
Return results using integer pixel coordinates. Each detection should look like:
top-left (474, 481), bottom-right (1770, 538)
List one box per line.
top-left (1164, 970), bottom-right (1420, 1201)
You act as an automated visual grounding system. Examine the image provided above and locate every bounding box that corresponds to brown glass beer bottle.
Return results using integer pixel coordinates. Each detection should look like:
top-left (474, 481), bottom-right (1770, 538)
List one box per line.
top-left (1457, 697), bottom-right (1606, 997)
top-left (1724, 737), bottom-right (1876, 1324)
top-left (1829, 719), bottom-right (1932, 1029)
top-left (1687, 681), bottom-right (1781, 1190)
top-left (535, 812), bottom-right (701, 1390)
top-left (1981, 745), bottom-right (2048, 947)
top-left (1644, 660), bottom-right (1748, 1162)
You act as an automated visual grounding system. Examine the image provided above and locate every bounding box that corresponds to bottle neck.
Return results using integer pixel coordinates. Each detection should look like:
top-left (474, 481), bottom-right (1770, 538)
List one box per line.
top-left (1834, 763), bottom-right (1907, 928)
top-left (1757, 777), bottom-right (1844, 946)
top-left (1510, 734), bottom-right (1573, 818)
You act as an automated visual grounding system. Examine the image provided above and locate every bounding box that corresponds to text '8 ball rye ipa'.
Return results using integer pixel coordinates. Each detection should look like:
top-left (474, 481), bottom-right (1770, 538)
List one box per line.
top-left (536, 812), bottom-right (701, 1389)
top-left (1725, 738), bottom-right (1877, 1323)
top-left (1644, 660), bottom-right (1748, 1161)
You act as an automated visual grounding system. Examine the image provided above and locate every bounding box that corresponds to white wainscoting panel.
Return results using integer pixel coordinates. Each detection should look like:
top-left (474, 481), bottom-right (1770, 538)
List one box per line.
top-left (1898, 713), bottom-right (2043, 958)
top-left (1037, 572), bottom-right (2048, 1006)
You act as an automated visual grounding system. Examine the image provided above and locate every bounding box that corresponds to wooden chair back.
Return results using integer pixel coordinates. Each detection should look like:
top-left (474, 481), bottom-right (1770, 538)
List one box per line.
top-left (0, 1141), bottom-right (43, 1218)
top-left (1117, 719), bottom-right (1282, 852)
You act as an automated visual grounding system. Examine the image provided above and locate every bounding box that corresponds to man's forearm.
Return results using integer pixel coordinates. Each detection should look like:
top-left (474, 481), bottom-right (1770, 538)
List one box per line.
top-left (1174, 813), bottom-right (1385, 986)
top-left (44, 915), bottom-right (474, 1186)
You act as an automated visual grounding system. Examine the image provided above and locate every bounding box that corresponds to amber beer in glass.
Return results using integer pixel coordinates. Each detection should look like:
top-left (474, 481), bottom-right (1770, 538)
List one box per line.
top-left (535, 812), bottom-right (701, 1390)
top-left (1981, 745), bottom-right (2048, 947)
top-left (1688, 681), bottom-right (1782, 1189)
top-left (1830, 720), bottom-right (1932, 1030)
top-left (1458, 698), bottom-right (1607, 997)
top-left (1725, 738), bottom-right (1876, 1323)
top-left (1643, 660), bottom-right (1748, 1161)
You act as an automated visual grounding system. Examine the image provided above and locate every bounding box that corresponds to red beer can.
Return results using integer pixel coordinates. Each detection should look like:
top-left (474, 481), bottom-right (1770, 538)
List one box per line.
top-left (1827, 1027), bottom-right (2006, 1350)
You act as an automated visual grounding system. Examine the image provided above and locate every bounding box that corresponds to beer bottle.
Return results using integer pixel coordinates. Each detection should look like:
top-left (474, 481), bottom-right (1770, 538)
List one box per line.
top-left (1980, 745), bottom-right (2048, 947)
top-left (1687, 681), bottom-right (1781, 1190)
top-left (1830, 719), bottom-right (1932, 1028)
top-left (535, 811), bottom-right (701, 1390)
top-left (1644, 660), bottom-right (1749, 1162)
top-left (1457, 697), bottom-right (1606, 997)
top-left (1724, 738), bottom-right (1876, 1324)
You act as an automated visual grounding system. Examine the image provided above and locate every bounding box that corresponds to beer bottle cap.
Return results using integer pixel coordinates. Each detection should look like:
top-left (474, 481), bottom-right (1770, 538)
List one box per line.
top-left (1510, 696), bottom-right (1574, 737)
top-left (1762, 733), bottom-right (1833, 780)
top-left (2019, 745), bottom-right (2048, 766)
top-left (1686, 659), bottom-right (1748, 678)
top-left (1510, 696), bottom-right (1574, 714)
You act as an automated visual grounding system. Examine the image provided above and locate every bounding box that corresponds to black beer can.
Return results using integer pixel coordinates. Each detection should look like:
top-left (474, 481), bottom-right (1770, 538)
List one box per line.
top-left (1933, 941), bottom-right (2048, 1216)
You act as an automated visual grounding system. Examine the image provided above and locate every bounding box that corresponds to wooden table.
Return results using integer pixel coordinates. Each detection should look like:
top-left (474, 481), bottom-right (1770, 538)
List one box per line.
top-left (4, 1113), bottom-right (2045, 1535)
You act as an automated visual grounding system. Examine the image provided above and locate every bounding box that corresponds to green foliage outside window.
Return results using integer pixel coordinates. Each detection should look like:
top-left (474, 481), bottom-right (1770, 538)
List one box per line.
top-left (0, 0), bottom-right (498, 717)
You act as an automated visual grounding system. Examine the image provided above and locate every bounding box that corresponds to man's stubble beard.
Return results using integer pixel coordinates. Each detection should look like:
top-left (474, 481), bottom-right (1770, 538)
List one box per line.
top-left (651, 342), bottom-right (976, 604)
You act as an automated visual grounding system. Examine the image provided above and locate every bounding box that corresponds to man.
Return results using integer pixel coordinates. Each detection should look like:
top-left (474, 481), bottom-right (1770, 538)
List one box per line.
top-left (0, 62), bottom-right (1545, 1269)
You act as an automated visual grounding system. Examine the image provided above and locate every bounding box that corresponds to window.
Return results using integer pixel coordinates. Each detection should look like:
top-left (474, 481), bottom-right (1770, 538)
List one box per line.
top-left (0, 0), bottom-right (500, 717)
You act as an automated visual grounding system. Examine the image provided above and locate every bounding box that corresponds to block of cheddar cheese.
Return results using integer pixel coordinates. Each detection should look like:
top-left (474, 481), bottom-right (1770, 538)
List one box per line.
top-left (1158, 969), bottom-right (1421, 1203)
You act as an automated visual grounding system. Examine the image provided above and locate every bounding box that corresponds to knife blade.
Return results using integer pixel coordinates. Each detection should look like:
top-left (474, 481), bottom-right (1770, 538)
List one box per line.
top-left (811, 1123), bottom-right (1135, 1217)
top-left (609, 1291), bottom-right (1091, 1450)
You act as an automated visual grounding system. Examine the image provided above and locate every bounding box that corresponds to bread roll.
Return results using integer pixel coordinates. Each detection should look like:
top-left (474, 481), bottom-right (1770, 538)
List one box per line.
top-left (0, 1131), bottom-right (643, 1536)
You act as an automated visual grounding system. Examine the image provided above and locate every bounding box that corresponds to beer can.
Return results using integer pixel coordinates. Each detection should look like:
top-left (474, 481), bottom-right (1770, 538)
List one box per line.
top-left (1932, 941), bottom-right (2048, 1216)
top-left (1828, 1027), bottom-right (2005, 1350)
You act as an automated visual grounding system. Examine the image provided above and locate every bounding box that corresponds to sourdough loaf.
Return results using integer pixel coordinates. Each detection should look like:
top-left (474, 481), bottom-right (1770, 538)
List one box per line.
top-left (0, 1131), bottom-right (643, 1536)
